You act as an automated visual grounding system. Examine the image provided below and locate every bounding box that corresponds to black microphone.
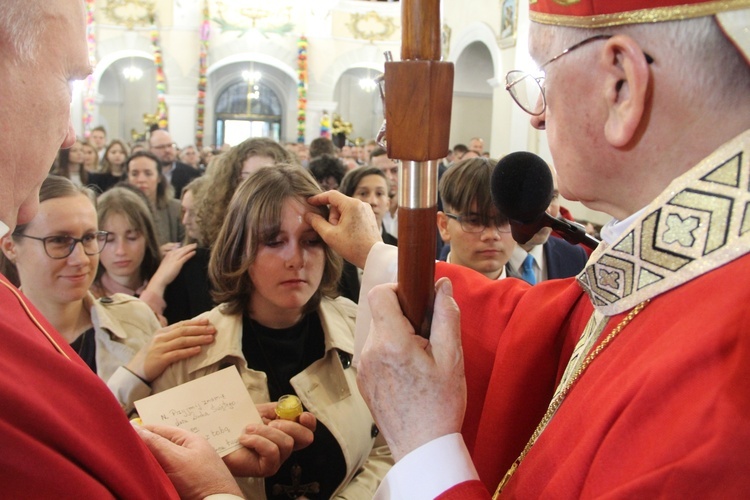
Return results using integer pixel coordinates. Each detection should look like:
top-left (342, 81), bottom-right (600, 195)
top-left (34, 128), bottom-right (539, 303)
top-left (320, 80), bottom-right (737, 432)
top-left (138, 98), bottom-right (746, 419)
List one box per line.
top-left (491, 151), bottom-right (600, 250)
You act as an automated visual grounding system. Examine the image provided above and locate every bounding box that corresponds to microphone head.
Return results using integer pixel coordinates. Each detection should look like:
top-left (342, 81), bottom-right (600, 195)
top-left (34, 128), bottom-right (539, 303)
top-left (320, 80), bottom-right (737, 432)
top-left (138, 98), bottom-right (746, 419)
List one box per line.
top-left (491, 151), bottom-right (553, 224)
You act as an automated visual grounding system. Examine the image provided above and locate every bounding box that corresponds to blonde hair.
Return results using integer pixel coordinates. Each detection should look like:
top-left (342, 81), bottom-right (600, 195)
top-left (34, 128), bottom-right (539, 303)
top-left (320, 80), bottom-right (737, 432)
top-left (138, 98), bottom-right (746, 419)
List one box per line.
top-left (181, 175), bottom-right (209, 245)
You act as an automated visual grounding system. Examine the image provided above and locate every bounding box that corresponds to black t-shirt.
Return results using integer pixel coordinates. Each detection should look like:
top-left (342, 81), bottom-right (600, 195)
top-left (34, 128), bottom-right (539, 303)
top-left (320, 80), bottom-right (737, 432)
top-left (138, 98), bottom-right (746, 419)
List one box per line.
top-left (242, 312), bottom-right (347, 498)
top-left (70, 327), bottom-right (97, 373)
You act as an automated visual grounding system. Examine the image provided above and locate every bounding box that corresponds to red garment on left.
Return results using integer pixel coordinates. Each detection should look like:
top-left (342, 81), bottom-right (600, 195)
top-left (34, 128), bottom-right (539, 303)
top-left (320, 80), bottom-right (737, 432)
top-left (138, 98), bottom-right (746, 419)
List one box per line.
top-left (0, 274), bottom-right (178, 498)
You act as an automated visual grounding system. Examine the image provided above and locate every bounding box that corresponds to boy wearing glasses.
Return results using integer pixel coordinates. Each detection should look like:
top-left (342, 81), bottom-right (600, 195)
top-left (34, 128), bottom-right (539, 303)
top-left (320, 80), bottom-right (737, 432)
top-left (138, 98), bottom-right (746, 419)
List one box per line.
top-left (437, 157), bottom-right (515, 280)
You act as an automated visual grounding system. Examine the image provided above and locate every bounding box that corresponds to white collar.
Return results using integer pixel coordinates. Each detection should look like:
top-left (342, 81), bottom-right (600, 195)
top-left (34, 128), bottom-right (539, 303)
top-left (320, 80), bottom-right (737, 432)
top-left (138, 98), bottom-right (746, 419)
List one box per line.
top-left (509, 242), bottom-right (544, 271)
top-left (599, 208), bottom-right (647, 245)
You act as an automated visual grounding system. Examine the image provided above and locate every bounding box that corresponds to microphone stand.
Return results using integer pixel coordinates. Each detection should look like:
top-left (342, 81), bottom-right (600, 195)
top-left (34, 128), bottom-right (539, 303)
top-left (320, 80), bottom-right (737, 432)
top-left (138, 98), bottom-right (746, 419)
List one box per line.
top-left (510, 213), bottom-right (600, 250)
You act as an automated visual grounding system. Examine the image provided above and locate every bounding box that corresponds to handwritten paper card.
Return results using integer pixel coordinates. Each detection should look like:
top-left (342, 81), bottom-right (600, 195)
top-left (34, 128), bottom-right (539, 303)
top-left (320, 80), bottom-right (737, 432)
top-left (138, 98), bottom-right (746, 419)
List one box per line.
top-left (135, 367), bottom-right (261, 457)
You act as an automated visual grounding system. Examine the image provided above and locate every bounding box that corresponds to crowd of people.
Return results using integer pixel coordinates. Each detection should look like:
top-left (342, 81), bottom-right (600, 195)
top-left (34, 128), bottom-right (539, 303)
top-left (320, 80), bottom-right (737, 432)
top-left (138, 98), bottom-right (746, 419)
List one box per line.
top-left (3, 0), bottom-right (748, 498)
top-left (7, 115), bottom-right (593, 497)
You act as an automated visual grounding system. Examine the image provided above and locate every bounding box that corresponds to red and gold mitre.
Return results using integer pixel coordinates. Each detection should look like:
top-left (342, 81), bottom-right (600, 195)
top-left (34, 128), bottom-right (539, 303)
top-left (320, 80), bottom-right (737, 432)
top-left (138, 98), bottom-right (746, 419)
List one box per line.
top-left (529, 0), bottom-right (750, 64)
top-left (529, 0), bottom-right (749, 27)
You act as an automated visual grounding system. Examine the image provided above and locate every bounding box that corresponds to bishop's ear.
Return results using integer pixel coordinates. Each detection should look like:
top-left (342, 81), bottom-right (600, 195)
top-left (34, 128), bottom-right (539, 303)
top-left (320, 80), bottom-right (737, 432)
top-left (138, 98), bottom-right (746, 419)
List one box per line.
top-left (601, 34), bottom-right (652, 148)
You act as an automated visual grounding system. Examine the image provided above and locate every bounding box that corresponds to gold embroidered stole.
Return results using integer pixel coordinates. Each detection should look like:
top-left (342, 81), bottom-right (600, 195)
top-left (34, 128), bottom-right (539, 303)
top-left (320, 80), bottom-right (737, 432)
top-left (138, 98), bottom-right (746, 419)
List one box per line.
top-left (578, 129), bottom-right (750, 316)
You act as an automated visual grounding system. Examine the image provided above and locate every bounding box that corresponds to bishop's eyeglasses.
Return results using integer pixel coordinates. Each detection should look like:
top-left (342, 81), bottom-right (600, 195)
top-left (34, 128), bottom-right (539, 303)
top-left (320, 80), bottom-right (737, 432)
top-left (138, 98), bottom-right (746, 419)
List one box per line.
top-left (505, 34), bottom-right (654, 116)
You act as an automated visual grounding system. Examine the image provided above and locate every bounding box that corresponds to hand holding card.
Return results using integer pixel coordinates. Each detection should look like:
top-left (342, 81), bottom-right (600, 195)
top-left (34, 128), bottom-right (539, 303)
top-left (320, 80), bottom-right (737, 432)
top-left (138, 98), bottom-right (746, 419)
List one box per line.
top-left (135, 367), bottom-right (262, 457)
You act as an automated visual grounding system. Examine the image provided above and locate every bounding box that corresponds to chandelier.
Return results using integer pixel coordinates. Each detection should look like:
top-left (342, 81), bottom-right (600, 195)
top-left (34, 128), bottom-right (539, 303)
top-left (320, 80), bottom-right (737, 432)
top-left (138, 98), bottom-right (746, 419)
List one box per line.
top-left (358, 77), bottom-right (378, 92)
top-left (242, 70), bottom-right (262, 85)
top-left (123, 65), bottom-right (143, 82)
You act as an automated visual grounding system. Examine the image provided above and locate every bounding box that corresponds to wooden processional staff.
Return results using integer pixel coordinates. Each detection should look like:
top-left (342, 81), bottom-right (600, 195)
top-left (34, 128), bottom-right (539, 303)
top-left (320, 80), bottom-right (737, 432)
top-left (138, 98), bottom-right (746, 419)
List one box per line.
top-left (382, 0), bottom-right (453, 338)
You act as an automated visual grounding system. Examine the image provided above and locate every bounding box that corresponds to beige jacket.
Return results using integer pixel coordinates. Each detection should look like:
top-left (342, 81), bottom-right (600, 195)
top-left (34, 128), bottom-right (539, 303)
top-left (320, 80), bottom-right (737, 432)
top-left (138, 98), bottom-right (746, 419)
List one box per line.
top-left (152, 296), bottom-right (393, 499)
top-left (87, 292), bottom-right (160, 412)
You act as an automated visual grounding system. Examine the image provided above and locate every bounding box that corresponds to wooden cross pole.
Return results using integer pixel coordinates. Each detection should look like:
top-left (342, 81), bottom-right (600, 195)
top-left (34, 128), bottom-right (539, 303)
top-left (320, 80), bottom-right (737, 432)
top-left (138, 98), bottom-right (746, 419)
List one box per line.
top-left (384, 0), bottom-right (453, 338)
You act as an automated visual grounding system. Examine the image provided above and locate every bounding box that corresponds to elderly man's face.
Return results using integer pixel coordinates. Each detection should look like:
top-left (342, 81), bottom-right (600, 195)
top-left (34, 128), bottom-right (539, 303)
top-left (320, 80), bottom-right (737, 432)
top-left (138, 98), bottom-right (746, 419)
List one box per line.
top-left (528, 24), bottom-right (600, 207)
top-left (1, 0), bottom-right (89, 229)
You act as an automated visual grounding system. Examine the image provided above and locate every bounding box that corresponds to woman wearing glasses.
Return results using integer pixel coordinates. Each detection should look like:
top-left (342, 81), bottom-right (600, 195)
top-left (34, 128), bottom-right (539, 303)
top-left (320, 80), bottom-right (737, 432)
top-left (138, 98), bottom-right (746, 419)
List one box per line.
top-left (0, 175), bottom-right (215, 413)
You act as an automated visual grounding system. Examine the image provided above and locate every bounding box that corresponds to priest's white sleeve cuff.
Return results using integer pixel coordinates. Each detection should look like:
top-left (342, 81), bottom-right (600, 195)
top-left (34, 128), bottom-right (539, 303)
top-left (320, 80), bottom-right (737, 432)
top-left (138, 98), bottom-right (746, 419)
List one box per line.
top-left (353, 241), bottom-right (398, 365)
top-left (373, 433), bottom-right (478, 500)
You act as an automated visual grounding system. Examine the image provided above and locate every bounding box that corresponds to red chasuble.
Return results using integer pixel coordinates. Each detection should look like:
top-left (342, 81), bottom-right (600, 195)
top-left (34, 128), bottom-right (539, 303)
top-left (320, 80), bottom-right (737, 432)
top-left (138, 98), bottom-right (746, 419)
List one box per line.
top-left (0, 275), bottom-right (178, 498)
top-left (432, 130), bottom-right (750, 498)
top-left (436, 259), bottom-right (750, 498)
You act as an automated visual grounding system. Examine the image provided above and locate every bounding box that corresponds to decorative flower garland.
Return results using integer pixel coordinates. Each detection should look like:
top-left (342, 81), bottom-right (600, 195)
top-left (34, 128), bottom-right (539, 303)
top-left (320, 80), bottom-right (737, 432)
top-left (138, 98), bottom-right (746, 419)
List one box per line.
top-left (320, 111), bottom-right (331, 139)
top-left (151, 25), bottom-right (168, 129)
top-left (82, 0), bottom-right (97, 137)
top-left (296, 35), bottom-right (308, 144)
top-left (196, 0), bottom-right (210, 148)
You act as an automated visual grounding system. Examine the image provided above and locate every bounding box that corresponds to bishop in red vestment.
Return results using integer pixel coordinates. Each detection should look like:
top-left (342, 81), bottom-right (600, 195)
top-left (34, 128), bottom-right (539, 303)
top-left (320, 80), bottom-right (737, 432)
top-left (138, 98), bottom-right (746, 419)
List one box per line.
top-left (0, 275), bottom-right (179, 498)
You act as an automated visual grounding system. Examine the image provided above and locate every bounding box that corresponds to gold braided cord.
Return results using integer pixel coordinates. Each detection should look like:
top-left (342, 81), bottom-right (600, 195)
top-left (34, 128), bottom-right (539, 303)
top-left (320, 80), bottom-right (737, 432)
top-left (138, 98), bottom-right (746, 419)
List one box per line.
top-left (530, 0), bottom-right (750, 28)
top-left (0, 278), bottom-right (71, 360)
top-left (492, 299), bottom-right (650, 498)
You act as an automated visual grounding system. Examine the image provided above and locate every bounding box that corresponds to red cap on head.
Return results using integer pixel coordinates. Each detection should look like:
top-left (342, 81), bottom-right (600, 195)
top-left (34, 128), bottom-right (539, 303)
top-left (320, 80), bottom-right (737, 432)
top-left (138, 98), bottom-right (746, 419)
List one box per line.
top-left (529, 0), bottom-right (750, 63)
top-left (529, 0), bottom-right (748, 26)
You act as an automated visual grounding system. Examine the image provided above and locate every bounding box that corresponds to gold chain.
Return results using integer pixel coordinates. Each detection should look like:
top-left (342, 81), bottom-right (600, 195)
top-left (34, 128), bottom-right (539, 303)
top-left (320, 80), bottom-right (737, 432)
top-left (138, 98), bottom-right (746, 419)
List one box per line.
top-left (493, 299), bottom-right (650, 498)
top-left (0, 276), bottom-right (71, 359)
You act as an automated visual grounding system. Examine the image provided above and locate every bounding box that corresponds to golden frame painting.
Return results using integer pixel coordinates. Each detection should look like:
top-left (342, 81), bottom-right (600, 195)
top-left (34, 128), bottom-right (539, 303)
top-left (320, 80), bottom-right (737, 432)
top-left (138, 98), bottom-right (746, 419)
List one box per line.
top-left (499, 0), bottom-right (518, 48)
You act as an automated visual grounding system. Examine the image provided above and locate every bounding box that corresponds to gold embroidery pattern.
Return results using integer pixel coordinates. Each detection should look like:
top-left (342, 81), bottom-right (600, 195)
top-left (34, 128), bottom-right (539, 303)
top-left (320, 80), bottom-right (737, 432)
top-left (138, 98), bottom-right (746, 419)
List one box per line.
top-left (530, 0), bottom-right (750, 28)
top-left (551, 0), bottom-right (582, 5)
top-left (578, 130), bottom-right (750, 316)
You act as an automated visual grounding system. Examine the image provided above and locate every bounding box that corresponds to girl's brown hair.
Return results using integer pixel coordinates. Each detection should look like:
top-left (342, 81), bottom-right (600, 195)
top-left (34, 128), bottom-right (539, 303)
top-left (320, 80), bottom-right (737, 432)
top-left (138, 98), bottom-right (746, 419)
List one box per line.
top-left (209, 165), bottom-right (342, 316)
top-left (94, 186), bottom-right (161, 285)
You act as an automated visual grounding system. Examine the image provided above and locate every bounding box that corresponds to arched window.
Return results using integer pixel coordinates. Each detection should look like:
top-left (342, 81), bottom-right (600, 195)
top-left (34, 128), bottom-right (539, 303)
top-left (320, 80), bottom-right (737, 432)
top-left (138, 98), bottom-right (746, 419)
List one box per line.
top-left (215, 79), bottom-right (282, 145)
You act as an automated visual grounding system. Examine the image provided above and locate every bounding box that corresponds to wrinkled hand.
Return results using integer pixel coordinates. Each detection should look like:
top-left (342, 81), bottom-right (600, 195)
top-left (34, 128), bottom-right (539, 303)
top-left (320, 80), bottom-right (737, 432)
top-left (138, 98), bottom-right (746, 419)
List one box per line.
top-left (127, 318), bottom-right (217, 382)
top-left (223, 402), bottom-right (317, 477)
top-left (134, 423), bottom-right (242, 500)
top-left (147, 243), bottom-right (198, 296)
top-left (306, 190), bottom-right (382, 269)
top-left (357, 278), bottom-right (466, 461)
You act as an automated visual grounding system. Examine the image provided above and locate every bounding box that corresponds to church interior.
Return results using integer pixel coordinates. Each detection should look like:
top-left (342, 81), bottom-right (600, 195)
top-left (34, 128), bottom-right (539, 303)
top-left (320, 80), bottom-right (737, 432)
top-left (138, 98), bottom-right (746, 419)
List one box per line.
top-left (74, 0), bottom-right (608, 224)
